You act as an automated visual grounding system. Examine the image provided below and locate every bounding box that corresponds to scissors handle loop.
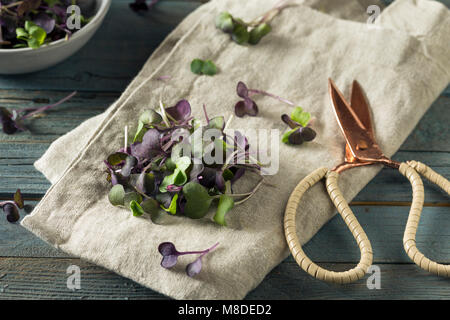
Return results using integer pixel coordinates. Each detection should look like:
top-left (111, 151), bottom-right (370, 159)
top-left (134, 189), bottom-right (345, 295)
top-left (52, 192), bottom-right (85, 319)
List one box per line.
top-left (284, 168), bottom-right (373, 284)
top-left (400, 162), bottom-right (450, 277)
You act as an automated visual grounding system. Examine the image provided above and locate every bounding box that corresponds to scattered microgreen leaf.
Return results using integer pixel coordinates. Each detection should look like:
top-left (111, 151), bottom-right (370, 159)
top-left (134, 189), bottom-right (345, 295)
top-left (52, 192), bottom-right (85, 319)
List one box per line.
top-left (215, 3), bottom-right (288, 46)
top-left (0, 189), bottom-right (26, 223)
top-left (213, 194), bottom-right (234, 226)
top-left (108, 184), bottom-right (125, 206)
top-left (0, 91), bottom-right (77, 135)
top-left (190, 58), bottom-right (218, 76)
top-left (158, 242), bottom-right (219, 277)
top-left (130, 200), bottom-right (145, 217)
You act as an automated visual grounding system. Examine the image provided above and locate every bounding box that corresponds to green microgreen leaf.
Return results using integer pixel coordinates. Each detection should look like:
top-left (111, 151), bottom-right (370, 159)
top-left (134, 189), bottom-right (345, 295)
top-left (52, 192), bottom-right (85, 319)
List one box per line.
top-left (140, 109), bottom-right (162, 125)
top-left (207, 116), bottom-right (225, 130)
top-left (107, 152), bottom-right (128, 166)
top-left (201, 60), bottom-right (218, 76)
top-left (130, 200), bottom-right (145, 217)
top-left (215, 12), bottom-right (234, 33)
top-left (141, 198), bottom-right (160, 215)
top-left (159, 156), bottom-right (191, 192)
top-left (231, 23), bottom-right (249, 45)
top-left (291, 107), bottom-right (311, 127)
top-left (108, 184), bottom-right (125, 206)
top-left (190, 59), bottom-right (204, 75)
top-left (183, 182), bottom-right (213, 219)
top-left (16, 28), bottom-right (29, 41)
top-left (249, 23), bottom-right (272, 45)
top-left (213, 194), bottom-right (234, 226)
top-left (133, 121), bottom-right (148, 143)
top-left (124, 192), bottom-right (143, 209)
top-left (160, 194), bottom-right (178, 215)
top-left (190, 59), bottom-right (218, 76)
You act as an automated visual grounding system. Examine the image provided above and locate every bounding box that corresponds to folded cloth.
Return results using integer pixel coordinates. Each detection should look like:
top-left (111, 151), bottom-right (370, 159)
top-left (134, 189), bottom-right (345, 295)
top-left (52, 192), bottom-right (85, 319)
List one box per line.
top-left (23, 0), bottom-right (450, 300)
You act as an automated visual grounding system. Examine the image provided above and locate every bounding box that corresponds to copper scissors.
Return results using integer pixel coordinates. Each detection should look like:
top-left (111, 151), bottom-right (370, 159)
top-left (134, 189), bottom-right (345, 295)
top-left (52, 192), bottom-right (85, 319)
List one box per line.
top-left (284, 79), bottom-right (450, 284)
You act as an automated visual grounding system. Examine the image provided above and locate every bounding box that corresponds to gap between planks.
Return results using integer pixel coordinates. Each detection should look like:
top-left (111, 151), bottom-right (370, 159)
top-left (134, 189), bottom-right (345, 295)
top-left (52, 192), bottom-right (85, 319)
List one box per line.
top-left (1, 196), bottom-right (447, 208)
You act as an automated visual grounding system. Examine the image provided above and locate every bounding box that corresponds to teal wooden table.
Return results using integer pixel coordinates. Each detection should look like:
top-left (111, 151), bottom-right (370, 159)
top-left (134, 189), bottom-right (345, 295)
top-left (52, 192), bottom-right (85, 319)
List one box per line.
top-left (0, 0), bottom-right (449, 299)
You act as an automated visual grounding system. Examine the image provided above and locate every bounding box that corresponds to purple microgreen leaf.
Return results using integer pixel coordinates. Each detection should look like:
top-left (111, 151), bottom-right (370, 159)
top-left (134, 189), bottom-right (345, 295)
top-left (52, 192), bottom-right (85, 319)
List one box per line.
top-left (0, 107), bottom-right (18, 134)
top-left (236, 81), bottom-right (249, 98)
top-left (130, 128), bottom-right (161, 159)
top-left (165, 100), bottom-right (191, 122)
top-left (198, 167), bottom-right (218, 189)
top-left (186, 257), bottom-right (203, 277)
top-left (234, 100), bottom-right (247, 118)
top-left (161, 254), bottom-right (178, 269)
top-left (281, 114), bottom-right (300, 129)
top-left (215, 171), bottom-right (226, 192)
top-left (158, 242), bottom-right (180, 268)
top-left (300, 126), bottom-right (317, 142)
top-left (33, 12), bottom-right (55, 34)
top-left (3, 203), bottom-right (20, 223)
top-left (17, 0), bottom-right (42, 17)
top-left (288, 128), bottom-right (304, 145)
top-left (244, 98), bottom-right (258, 116)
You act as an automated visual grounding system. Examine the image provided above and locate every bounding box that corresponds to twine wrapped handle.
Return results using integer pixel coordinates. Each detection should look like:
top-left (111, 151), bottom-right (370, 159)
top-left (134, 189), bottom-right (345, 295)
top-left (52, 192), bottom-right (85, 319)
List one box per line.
top-left (284, 167), bottom-right (373, 284)
top-left (399, 161), bottom-right (450, 277)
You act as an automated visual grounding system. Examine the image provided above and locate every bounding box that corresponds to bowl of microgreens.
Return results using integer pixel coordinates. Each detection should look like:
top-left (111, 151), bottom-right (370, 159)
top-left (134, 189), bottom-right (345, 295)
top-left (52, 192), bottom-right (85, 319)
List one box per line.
top-left (0, 0), bottom-right (111, 74)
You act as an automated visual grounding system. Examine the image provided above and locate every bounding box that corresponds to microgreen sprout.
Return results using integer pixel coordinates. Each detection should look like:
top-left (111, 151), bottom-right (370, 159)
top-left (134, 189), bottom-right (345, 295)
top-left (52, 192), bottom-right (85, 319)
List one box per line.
top-left (233, 81), bottom-right (317, 145)
top-left (158, 242), bottom-right (219, 277)
top-left (105, 97), bottom-right (266, 226)
top-left (0, 91), bottom-right (77, 134)
top-left (281, 107), bottom-right (316, 145)
top-left (0, 0), bottom-right (93, 49)
top-left (0, 189), bottom-right (24, 223)
top-left (190, 58), bottom-right (218, 76)
top-left (215, 0), bottom-right (291, 45)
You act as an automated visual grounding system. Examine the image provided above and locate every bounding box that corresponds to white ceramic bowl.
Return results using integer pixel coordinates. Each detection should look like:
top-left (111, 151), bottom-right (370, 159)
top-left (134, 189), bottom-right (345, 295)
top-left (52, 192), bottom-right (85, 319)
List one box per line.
top-left (0, 0), bottom-right (111, 75)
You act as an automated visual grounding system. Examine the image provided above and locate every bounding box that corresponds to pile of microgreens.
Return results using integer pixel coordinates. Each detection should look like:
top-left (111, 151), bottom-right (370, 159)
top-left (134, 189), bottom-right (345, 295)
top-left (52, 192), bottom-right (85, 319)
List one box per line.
top-left (0, 0), bottom-right (92, 49)
top-left (234, 81), bottom-right (317, 145)
top-left (105, 99), bottom-right (266, 227)
top-left (0, 189), bottom-right (24, 223)
top-left (0, 91), bottom-right (76, 134)
top-left (215, 0), bottom-right (290, 45)
top-left (159, 242), bottom-right (218, 277)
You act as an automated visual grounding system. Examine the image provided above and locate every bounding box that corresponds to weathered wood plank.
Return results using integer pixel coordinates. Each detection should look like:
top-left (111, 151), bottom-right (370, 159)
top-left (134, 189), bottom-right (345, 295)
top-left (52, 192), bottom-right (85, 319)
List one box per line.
top-left (0, 257), bottom-right (449, 299)
top-left (1, 204), bottom-right (448, 264)
top-left (0, 1), bottom-right (201, 92)
top-left (0, 90), bottom-right (447, 147)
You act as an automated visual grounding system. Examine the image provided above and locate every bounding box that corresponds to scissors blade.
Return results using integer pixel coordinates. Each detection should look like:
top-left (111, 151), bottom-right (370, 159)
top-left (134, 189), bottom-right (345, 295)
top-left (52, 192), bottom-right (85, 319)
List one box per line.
top-left (328, 79), bottom-right (383, 161)
top-left (350, 80), bottom-right (375, 141)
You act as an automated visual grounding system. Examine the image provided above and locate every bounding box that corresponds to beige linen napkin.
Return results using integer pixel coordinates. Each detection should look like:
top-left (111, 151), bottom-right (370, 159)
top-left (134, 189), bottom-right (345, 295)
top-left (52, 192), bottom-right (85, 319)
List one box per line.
top-left (23, 0), bottom-right (450, 300)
